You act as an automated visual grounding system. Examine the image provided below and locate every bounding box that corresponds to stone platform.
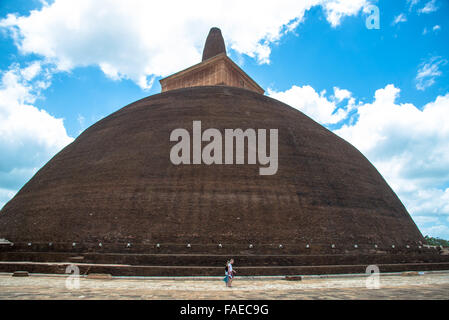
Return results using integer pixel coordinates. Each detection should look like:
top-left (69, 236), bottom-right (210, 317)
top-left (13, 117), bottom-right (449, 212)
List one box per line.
top-left (1, 243), bottom-right (449, 276)
top-left (1, 272), bottom-right (449, 299)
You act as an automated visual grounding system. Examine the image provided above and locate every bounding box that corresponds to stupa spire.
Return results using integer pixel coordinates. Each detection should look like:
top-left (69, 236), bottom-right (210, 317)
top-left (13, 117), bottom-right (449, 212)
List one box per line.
top-left (202, 27), bottom-right (226, 61)
top-left (159, 27), bottom-right (264, 94)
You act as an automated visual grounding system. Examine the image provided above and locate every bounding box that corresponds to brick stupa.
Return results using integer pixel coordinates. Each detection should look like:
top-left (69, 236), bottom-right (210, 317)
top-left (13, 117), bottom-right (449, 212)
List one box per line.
top-left (0, 28), bottom-right (447, 277)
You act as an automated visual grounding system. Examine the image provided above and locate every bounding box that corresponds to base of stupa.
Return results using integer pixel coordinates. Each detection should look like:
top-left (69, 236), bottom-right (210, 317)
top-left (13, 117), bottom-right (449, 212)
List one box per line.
top-left (1, 244), bottom-right (449, 276)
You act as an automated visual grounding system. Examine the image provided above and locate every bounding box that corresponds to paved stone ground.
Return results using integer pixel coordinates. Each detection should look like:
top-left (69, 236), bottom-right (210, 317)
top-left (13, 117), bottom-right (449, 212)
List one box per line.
top-left (0, 272), bottom-right (449, 299)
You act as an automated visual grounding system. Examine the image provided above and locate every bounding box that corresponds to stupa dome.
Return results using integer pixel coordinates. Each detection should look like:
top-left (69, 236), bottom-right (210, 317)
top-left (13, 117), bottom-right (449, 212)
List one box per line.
top-left (0, 85), bottom-right (423, 248)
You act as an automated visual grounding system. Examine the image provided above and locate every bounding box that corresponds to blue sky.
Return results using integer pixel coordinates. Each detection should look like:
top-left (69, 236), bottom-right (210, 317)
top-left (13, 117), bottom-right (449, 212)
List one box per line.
top-left (0, 0), bottom-right (449, 239)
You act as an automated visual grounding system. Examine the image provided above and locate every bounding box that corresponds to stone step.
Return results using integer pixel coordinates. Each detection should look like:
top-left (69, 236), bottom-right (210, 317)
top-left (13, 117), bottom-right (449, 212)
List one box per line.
top-left (1, 251), bottom-right (448, 267)
top-left (1, 261), bottom-right (449, 276)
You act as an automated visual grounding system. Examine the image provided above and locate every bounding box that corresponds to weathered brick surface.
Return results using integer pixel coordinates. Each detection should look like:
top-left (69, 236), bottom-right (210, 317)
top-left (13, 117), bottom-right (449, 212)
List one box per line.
top-left (0, 86), bottom-right (424, 251)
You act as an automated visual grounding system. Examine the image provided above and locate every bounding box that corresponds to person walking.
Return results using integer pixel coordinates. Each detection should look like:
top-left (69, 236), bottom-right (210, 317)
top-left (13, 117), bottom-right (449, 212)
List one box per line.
top-left (227, 259), bottom-right (236, 287)
top-left (224, 260), bottom-right (230, 287)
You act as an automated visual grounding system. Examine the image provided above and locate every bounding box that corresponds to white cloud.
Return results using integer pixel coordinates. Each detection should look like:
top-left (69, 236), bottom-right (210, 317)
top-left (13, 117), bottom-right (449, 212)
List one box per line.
top-left (0, 0), bottom-right (370, 89)
top-left (333, 87), bottom-right (352, 102)
top-left (336, 85), bottom-right (449, 189)
top-left (270, 82), bottom-right (449, 238)
top-left (415, 56), bottom-right (447, 91)
top-left (419, 0), bottom-right (439, 14)
top-left (407, 0), bottom-right (421, 11)
top-left (414, 216), bottom-right (439, 225)
top-left (323, 0), bottom-right (368, 27)
top-left (77, 114), bottom-right (86, 134)
top-left (423, 25), bottom-right (441, 35)
top-left (421, 225), bottom-right (449, 239)
top-left (0, 63), bottom-right (73, 209)
top-left (267, 85), bottom-right (354, 125)
top-left (0, 188), bottom-right (16, 211)
top-left (392, 13), bottom-right (407, 25)
top-left (334, 85), bottom-right (449, 237)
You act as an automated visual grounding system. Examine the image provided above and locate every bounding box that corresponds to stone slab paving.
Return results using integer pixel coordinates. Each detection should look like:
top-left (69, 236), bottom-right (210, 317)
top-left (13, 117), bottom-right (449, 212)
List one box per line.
top-left (0, 273), bottom-right (449, 299)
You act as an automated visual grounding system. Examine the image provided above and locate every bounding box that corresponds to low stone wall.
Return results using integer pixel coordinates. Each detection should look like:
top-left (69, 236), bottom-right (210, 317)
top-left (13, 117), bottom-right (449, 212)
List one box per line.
top-left (1, 261), bottom-right (449, 276)
top-left (1, 251), bottom-right (449, 267)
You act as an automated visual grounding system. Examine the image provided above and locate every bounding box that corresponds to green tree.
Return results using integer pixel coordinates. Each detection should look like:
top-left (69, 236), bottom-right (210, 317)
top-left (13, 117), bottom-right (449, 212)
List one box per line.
top-left (424, 235), bottom-right (449, 247)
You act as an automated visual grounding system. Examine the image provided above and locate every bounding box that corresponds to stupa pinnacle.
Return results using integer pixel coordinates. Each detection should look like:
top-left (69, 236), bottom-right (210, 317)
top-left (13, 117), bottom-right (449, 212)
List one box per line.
top-left (159, 27), bottom-right (264, 94)
top-left (202, 27), bottom-right (226, 61)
